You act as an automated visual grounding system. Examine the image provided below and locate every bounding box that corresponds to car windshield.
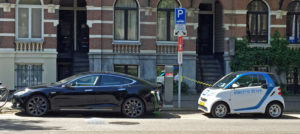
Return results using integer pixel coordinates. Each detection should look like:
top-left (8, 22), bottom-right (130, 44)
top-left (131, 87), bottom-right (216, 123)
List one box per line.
top-left (212, 73), bottom-right (238, 89)
top-left (55, 74), bottom-right (83, 84)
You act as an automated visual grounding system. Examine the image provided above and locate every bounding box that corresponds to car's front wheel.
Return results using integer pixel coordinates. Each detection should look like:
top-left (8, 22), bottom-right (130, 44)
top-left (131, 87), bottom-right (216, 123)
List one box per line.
top-left (122, 97), bottom-right (144, 118)
top-left (211, 102), bottom-right (228, 118)
top-left (26, 95), bottom-right (49, 116)
top-left (265, 102), bottom-right (283, 118)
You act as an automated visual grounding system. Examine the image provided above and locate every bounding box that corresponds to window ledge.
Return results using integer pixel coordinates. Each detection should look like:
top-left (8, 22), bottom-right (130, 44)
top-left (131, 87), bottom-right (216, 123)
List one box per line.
top-left (112, 40), bottom-right (141, 45)
top-left (15, 39), bottom-right (44, 43)
top-left (248, 43), bottom-right (270, 48)
top-left (156, 41), bottom-right (178, 46)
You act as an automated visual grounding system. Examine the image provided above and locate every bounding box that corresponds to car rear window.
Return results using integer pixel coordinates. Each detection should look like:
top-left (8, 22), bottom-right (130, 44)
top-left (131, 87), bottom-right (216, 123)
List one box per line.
top-left (268, 73), bottom-right (280, 86)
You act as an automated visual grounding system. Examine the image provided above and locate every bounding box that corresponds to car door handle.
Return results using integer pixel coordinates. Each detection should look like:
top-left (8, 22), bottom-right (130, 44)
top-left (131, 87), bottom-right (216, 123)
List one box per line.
top-left (84, 89), bottom-right (94, 92)
top-left (118, 88), bottom-right (126, 91)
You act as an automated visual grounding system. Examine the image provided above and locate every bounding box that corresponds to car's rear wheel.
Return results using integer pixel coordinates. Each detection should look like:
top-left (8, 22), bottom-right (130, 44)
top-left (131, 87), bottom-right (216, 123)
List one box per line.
top-left (265, 102), bottom-right (283, 118)
top-left (211, 102), bottom-right (228, 118)
top-left (122, 97), bottom-right (144, 118)
top-left (26, 95), bottom-right (49, 116)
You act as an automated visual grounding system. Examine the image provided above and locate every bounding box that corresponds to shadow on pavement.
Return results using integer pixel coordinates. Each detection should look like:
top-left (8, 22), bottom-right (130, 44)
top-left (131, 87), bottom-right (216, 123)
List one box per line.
top-left (202, 113), bottom-right (300, 119)
top-left (0, 119), bottom-right (64, 131)
top-left (15, 111), bottom-right (181, 119)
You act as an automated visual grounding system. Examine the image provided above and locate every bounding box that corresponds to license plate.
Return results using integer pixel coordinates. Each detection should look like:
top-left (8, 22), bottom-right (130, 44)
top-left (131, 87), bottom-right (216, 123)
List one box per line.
top-left (200, 101), bottom-right (205, 106)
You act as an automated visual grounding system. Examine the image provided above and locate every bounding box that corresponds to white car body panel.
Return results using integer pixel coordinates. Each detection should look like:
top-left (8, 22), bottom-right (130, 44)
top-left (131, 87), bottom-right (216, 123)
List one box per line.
top-left (198, 72), bottom-right (285, 115)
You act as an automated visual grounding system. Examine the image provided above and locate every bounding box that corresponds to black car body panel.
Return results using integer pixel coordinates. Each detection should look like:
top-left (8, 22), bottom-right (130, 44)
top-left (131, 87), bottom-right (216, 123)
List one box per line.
top-left (12, 72), bottom-right (162, 115)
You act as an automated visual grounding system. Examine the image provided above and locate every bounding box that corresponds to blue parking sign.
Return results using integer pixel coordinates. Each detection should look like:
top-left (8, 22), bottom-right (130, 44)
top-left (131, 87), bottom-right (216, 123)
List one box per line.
top-left (175, 8), bottom-right (186, 24)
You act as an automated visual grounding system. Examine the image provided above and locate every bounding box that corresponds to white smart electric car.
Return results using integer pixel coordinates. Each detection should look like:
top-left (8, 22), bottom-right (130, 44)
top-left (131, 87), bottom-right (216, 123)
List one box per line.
top-left (198, 71), bottom-right (285, 118)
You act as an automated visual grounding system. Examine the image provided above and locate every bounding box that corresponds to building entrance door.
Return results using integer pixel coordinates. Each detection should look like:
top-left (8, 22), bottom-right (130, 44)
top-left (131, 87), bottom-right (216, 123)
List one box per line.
top-left (57, 0), bottom-right (89, 80)
top-left (197, 15), bottom-right (213, 55)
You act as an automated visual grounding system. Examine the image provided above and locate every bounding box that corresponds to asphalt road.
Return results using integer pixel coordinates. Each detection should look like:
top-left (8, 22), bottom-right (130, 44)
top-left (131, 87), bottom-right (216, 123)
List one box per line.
top-left (0, 111), bottom-right (300, 134)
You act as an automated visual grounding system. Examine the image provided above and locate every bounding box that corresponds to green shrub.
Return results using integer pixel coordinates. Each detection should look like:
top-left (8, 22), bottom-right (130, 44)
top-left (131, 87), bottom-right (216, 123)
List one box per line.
top-left (231, 31), bottom-right (294, 74)
top-left (282, 88), bottom-right (288, 96)
top-left (173, 81), bottom-right (189, 94)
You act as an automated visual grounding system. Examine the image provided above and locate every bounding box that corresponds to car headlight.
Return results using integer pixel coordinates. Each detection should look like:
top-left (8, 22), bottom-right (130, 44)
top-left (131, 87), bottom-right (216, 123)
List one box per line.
top-left (14, 88), bottom-right (30, 96)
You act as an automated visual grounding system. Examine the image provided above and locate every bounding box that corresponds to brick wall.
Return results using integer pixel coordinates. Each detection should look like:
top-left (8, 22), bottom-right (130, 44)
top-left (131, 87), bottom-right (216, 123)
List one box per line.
top-left (221, 0), bottom-right (292, 53)
top-left (0, 0), bottom-right (294, 54)
top-left (85, 0), bottom-right (199, 52)
top-left (0, 0), bottom-right (58, 49)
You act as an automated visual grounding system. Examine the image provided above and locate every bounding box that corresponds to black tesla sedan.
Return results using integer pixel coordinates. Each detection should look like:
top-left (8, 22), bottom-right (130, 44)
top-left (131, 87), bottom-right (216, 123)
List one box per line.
top-left (12, 72), bottom-right (162, 118)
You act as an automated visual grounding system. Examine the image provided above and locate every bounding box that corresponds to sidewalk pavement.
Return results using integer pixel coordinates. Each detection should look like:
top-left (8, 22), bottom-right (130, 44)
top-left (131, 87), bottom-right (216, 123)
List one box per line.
top-left (165, 95), bottom-right (300, 112)
top-left (1, 95), bottom-right (300, 112)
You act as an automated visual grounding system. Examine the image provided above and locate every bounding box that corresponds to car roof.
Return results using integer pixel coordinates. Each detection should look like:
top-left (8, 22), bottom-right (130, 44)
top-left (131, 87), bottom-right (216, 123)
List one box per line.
top-left (233, 71), bottom-right (271, 75)
top-left (75, 71), bottom-right (154, 84)
top-left (76, 71), bottom-right (135, 77)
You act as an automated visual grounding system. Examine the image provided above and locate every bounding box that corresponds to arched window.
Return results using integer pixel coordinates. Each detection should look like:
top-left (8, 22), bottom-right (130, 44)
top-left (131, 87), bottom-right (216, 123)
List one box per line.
top-left (114, 0), bottom-right (139, 41)
top-left (157, 0), bottom-right (179, 41)
top-left (287, 1), bottom-right (300, 44)
top-left (247, 0), bottom-right (268, 43)
top-left (16, 0), bottom-right (43, 40)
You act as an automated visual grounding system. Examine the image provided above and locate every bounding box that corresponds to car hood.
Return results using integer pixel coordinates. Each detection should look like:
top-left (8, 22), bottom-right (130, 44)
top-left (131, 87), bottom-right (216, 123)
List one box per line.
top-left (28, 83), bottom-right (59, 89)
top-left (201, 88), bottom-right (223, 97)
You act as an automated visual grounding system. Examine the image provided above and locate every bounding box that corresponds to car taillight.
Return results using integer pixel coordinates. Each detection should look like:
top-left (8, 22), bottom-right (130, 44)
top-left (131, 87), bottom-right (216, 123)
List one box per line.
top-left (278, 87), bottom-right (282, 96)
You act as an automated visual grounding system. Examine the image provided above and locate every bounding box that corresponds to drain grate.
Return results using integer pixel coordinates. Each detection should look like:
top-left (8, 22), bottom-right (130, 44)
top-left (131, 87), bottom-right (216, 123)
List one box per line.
top-left (85, 118), bottom-right (107, 125)
top-left (109, 121), bottom-right (140, 125)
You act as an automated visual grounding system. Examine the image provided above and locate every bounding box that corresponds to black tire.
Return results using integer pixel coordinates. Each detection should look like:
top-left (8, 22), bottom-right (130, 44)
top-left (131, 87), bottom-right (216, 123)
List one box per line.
top-left (265, 102), bottom-right (283, 118)
top-left (26, 95), bottom-right (49, 116)
top-left (211, 102), bottom-right (228, 118)
top-left (122, 97), bottom-right (145, 118)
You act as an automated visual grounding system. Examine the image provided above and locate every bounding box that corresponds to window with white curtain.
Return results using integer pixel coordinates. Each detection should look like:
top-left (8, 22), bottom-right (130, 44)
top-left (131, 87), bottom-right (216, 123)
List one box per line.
top-left (17, 0), bottom-right (43, 40)
top-left (247, 0), bottom-right (269, 43)
top-left (114, 0), bottom-right (138, 41)
top-left (287, 1), bottom-right (300, 44)
top-left (157, 0), bottom-right (179, 41)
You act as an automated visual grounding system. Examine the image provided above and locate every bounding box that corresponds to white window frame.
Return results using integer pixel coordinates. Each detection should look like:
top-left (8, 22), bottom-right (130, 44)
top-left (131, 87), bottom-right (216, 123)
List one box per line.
top-left (156, 0), bottom-right (182, 42)
top-left (247, 0), bottom-right (271, 45)
top-left (112, 0), bottom-right (141, 44)
top-left (15, 0), bottom-right (44, 42)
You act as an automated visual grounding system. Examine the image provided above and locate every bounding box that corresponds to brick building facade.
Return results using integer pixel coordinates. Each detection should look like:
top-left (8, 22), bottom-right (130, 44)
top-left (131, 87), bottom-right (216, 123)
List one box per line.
top-left (0, 0), bottom-right (296, 92)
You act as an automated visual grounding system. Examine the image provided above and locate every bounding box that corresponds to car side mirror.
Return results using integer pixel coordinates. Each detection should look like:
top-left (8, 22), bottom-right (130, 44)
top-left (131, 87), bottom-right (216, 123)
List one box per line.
top-left (261, 83), bottom-right (268, 89)
top-left (62, 83), bottom-right (74, 89)
top-left (232, 83), bottom-right (239, 88)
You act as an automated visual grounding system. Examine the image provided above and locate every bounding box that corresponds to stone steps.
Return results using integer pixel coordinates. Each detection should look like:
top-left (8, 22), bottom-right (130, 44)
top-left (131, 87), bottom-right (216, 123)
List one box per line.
top-left (196, 55), bottom-right (224, 90)
top-left (72, 52), bottom-right (89, 74)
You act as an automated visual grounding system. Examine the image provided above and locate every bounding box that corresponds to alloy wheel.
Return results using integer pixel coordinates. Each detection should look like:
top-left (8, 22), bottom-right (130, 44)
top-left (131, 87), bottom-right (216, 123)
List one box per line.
top-left (122, 98), bottom-right (144, 118)
top-left (214, 104), bottom-right (228, 118)
top-left (26, 95), bottom-right (48, 116)
top-left (268, 104), bottom-right (282, 118)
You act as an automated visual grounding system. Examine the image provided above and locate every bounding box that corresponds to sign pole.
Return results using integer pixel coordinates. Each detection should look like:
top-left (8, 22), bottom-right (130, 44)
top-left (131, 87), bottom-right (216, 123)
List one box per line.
top-left (178, 64), bottom-right (182, 108)
top-left (174, 8), bottom-right (186, 108)
top-left (178, 36), bottom-right (183, 108)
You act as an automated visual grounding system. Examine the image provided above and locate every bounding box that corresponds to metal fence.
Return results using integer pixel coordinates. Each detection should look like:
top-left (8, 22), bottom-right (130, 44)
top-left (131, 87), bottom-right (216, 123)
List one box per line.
top-left (15, 64), bottom-right (43, 90)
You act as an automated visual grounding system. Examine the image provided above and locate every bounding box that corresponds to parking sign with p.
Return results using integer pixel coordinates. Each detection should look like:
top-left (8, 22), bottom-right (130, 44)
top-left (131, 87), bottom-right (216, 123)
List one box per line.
top-left (175, 8), bottom-right (186, 24)
top-left (174, 8), bottom-right (187, 36)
